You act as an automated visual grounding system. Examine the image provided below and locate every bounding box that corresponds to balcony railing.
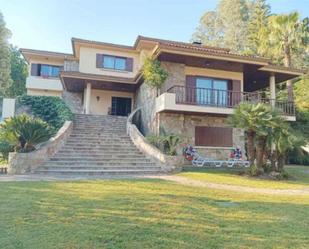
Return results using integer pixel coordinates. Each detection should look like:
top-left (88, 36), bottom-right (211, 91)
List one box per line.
top-left (166, 85), bottom-right (295, 116)
top-left (64, 60), bottom-right (79, 72)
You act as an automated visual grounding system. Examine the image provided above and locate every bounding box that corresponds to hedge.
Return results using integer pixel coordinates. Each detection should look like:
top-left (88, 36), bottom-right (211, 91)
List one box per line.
top-left (18, 95), bottom-right (74, 131)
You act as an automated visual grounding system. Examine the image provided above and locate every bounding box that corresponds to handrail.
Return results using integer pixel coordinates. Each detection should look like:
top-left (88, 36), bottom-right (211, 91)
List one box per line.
top-left (166, 85), bottom-right (295, 116)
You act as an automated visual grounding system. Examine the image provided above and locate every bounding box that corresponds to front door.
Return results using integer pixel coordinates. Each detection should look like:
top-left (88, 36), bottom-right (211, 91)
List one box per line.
top-left (111, 97), bottom-right (132, 116)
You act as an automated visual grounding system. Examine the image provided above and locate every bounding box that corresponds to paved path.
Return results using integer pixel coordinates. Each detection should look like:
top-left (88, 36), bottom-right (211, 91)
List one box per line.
top-left (149, 175), bottom-right (309, 196)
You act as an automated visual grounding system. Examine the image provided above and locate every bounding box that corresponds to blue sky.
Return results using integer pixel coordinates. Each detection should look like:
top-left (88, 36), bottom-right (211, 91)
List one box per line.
top-left (1, 0), bottom-right (308, 53)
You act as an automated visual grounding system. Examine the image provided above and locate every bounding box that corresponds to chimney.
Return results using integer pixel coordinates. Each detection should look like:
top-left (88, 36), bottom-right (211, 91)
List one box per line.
top-left (192, 40), bottom-right (202, 45)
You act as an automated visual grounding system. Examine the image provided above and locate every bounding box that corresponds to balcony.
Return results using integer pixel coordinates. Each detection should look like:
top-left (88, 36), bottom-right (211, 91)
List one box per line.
top-left (64, 60), bottom-right (79, 72)
top-left (156, 85), bottom-right (295, 120)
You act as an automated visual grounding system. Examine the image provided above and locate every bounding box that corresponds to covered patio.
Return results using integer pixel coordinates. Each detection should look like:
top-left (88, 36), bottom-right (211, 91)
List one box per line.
top-left (60, 71), bottom-right (140, 115)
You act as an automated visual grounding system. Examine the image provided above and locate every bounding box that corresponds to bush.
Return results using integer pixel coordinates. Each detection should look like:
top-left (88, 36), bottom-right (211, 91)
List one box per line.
top-left (146, 133), bottom-right (181, 156)
top-left (0, 114), bottom-right (53, 153)
top-left (0, 140), bottom-right (14, 160)
top-left (142, 58), bottom-right (168, 92)
top-left (18, 95), bottom-right (73, 131)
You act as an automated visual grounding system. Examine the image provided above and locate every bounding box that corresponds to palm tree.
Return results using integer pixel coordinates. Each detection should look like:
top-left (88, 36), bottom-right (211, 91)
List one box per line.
top-left (271, 121), bottom-right (304, 172)
top-left (228, 103), bottom-right (278, 171)
top-left (267, 12), bottom-right (306, 101)
top-left (0, 115), bottom-right (53, 152)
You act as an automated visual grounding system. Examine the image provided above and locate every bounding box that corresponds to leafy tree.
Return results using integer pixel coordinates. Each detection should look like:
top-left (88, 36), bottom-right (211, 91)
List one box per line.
top-left (271, 121), bottom-right (304, 172)
top-left (18, 95), bottom-right (74, 131)
top-left (192, 0), bottom-right (250, 52)
top-left (142, 58), bottom-right (168, 96)
top-left (0, 12), bottom-right (12, 97)
top-left (6, 46), bottom-right (27, 97)
top-left (192, 11), bottom-right (221, 47)
top-left (294, 75), bottom-right (309, 111)
top-left (0, 114), bottom-right (53, 152)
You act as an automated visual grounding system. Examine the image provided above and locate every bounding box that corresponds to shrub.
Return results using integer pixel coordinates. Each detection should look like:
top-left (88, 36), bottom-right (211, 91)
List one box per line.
top-left (0, 140), bottom-right (14, 160)
top-left (0, 114), bottom-right (53, 153)
top-left (146, 133), bottom-right (182, 156)
top-left (142, 58), bottom-right (168, 93)
top-left (18, 95), bottom-right (73, 131)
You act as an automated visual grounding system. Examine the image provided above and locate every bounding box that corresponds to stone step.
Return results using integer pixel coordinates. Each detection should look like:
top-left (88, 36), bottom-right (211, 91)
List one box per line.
top-left (63, 142), bottom-right (135, 146)
top-left (60, 147), bottom-right (137, 152)
top-left (69, 134), bottom-right (130, 138)
top-left (34, 169), bottom-right (161, 175)
top-left (56, 150), bottom-right (143, 155)
top-left (44, 161), bottom-right (155, 166)
top-left (49, 157), bottom-right (152, 163)
top-left (39, 165), bottom-right (161, 171)
top-left (54, 152), bottom-right (144, 157)
top-left (51, 154), bottom-right (146, 159)
top-left (38, 114), bottom-right (161, 176)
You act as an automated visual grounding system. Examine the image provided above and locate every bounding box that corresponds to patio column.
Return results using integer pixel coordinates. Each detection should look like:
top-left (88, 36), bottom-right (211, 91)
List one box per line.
top-left (269, 73), bottom-right (276, 107)
top-left (85, 82), bottom-right (91, 114)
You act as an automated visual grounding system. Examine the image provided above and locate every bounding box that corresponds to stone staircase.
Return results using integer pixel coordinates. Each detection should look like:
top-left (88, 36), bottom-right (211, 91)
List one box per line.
top-left (34, 114), bottom-right (162, 176)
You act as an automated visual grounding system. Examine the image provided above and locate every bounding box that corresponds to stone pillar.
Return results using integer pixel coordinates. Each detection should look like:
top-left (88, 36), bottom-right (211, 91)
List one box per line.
top-left (85, 82), bottom-right (91, 114)
top-left (269, 73), bottom-right (276, 107)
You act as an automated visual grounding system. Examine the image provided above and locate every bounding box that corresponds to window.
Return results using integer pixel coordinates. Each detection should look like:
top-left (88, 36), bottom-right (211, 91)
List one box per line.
top-left (103, 55), bottom-right (126, 70)
top-left (40, 64), bottom-right (60, 77)
top-left (196, 77), bottom-right (228, 106)
top-left (195, 126), bottom-right (233, 147)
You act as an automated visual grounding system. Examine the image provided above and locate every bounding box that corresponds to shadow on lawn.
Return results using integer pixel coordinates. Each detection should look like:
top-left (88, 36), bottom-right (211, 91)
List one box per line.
top-left (0, 180), bottom-right (308, 249)
top-left (182, 166), bottom-right (309, 186)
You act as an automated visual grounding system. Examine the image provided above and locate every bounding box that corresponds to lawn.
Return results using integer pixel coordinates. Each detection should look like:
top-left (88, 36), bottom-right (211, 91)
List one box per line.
top-left (178, 165), bottom-right (309, 190)
top-left (0, 178), bottom-right (308, 249)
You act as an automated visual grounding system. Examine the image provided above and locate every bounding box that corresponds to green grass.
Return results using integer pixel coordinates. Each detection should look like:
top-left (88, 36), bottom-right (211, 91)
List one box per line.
top-left (178, 165), bottom-right (309, 189)
top-left (0, 179), bottom-right (308, 249)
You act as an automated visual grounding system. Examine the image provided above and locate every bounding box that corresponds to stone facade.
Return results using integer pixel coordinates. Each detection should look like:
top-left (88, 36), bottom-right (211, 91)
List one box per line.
top-left (134, 82), bottom-right (158, 135)
top-left (160, 62), bottom-right (186, 92)
top-left (62, 90), bottom-right (84, 114)
top-left (158, 113), bottom-right (245, 160)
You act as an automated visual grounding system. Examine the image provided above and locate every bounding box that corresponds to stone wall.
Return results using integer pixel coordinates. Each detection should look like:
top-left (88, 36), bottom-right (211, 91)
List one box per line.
top-left (127, 109), bottom-right (184, 171)
top-left (62, 91), bottom-right (84, 114)
top-left (159, 113), bottom-right (245, 160)
top-left (160, 62), bottom-right (186, 92)
top-left (134, 83), bottom-right (158, 135)
top-left (8, 121), bottom-right (73, 174)
top-left (134, 62), bottom-right (186, 136)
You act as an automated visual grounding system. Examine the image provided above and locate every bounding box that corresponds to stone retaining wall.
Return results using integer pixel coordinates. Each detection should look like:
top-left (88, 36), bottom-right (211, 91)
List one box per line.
top-left (8, 121), bottom-right (73, 174)
top-left (127, 109), bottom-right (184, 172)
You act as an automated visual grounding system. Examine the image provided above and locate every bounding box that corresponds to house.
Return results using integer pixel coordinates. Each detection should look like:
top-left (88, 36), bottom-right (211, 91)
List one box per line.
top-left (20, 36), bottom-right (304, 159)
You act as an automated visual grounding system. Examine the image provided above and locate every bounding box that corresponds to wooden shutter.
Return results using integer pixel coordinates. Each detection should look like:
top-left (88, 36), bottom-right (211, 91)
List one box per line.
top-left (186, 75), bottom-right (196, 104)
top-left (126, 58), bottom-right (133, 72)
top-left (195, 126), bottom-right (233, 147)
top-left (31, 63), bottom-right (39, 76)
top-left (231, 80), bottom-right (241, 106)
top-left (96, 54), bottom-right (103, 68)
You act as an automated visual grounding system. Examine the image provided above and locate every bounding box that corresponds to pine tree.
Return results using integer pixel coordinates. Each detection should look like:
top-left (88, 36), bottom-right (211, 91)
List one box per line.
top-left (246, 0), bottom-right (271, 55)
top-left (0, 12), bottom-right (12, 97)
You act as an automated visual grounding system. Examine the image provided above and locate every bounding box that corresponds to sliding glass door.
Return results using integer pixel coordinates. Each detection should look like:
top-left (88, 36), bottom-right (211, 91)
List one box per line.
top-left (196, 77), bottom-right (228, 106)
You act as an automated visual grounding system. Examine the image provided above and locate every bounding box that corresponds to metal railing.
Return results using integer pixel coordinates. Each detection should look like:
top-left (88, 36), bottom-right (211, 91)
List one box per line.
top-left (166, 85), bottom-right (295, 116)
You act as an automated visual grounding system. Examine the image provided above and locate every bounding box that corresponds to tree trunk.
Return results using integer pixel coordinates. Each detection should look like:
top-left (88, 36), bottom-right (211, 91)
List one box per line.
top-left (247, 130), bottom-right (256, 166)
top-left (284, 43), bottom-right (294, 102)
top-left (270, 151), bottom-right (277, 172)
top-left (277, 153), bottom-right (285, 172)
top-left (256, 136), bottom-right (266, 171)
